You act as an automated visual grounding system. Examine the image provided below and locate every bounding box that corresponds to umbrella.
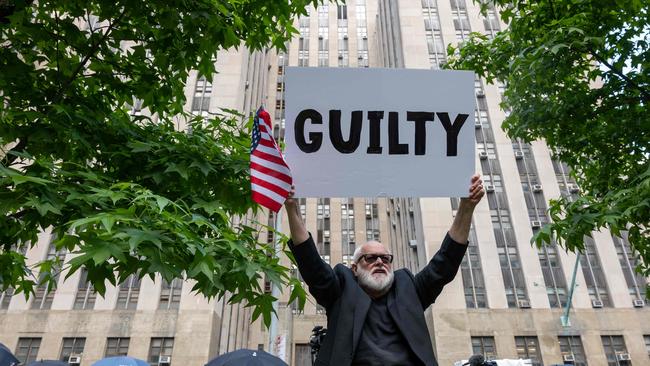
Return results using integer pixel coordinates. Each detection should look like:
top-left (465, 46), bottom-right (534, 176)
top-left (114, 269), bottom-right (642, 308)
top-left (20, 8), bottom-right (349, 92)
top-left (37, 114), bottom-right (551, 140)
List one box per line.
top-left (92, 356), bottom-right (150, 366)
top-left (0, 343), bottom-right (19, 366)
top-left (26, 361), bottom-right (69, 366)
top-left (206, 349), bottom-right (288, 366)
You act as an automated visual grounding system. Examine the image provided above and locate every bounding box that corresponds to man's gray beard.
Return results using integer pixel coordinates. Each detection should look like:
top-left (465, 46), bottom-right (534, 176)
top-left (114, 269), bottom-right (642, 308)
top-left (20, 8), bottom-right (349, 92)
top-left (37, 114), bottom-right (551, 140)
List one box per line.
top-left (356, 266), bottom-right (394, 294)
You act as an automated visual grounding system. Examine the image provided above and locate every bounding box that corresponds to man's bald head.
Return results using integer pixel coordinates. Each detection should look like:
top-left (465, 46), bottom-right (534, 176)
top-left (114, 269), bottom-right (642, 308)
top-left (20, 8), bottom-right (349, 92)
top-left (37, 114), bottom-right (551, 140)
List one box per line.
top-left (352, 241), bottom-right (390, 263)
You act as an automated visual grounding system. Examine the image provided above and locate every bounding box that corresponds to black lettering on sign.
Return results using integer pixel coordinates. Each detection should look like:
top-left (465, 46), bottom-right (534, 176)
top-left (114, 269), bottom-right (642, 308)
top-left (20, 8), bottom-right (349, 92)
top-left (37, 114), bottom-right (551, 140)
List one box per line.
top-left (436, 112), bottom-right (468, 156)
top-left (366, 111), bottom-right (384, 154)
top-left (388, 112), bottom-right (409, 155)
top-left (295, 109), bottom-right (323, 153)
top-left (293, 109), bottom-right (469, 156)
top-left (406, 112), bottom-right (435, 156)
top-left (329, 110), bottom-right (363, 153)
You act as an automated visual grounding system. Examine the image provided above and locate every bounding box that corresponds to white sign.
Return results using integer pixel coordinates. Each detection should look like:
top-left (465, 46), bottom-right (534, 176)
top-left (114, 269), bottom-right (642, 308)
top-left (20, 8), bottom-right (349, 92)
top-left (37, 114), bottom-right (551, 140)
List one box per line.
top-left (284, 67), bottom-right (475, 197)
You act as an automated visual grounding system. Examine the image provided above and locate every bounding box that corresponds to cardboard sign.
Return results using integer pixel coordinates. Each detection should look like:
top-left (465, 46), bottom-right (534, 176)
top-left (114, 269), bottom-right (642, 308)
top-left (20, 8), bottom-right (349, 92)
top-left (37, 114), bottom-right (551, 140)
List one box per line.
top-left (284, 67), bottom-right (475, 198)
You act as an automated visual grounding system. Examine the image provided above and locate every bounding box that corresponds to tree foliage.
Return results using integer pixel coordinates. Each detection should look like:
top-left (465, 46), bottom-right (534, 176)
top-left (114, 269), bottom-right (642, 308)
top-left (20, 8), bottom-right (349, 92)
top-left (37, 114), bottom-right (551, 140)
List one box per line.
top-left (447, 0), bottom-right (649, 289)
top-left (0, 0), bottom-right (317, 324)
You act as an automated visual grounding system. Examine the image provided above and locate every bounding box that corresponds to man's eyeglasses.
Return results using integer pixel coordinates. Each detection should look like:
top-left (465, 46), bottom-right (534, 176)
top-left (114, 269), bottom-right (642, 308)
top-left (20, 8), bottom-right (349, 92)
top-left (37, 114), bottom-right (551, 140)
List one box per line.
top-left (359, 253), bottom-right (394, 264)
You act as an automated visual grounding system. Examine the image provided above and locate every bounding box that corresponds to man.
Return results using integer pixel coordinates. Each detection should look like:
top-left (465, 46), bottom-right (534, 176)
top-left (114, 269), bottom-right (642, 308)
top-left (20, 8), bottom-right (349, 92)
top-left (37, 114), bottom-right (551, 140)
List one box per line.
top-left (285, 174), bottom-right (484, 366)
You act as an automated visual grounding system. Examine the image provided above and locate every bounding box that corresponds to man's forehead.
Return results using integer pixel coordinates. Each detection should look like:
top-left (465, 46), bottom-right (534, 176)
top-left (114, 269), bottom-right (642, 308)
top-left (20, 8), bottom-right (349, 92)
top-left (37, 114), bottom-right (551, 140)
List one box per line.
top-left (361, 241), bottom-right (389, 254)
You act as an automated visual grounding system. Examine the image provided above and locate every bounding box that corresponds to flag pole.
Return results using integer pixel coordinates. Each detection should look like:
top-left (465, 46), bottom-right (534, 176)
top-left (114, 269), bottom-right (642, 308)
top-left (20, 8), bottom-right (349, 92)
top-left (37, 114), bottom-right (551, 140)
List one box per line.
top-left (268, 211), bottom-right (282, 355)
top-left (561, 253), bottom-right (581, 327)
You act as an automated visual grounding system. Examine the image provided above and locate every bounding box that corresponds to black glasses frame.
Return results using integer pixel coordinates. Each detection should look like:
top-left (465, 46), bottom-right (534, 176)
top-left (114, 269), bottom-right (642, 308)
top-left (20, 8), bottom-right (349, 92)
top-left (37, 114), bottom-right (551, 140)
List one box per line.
top-left (359, 253), bottom-right (394, 264)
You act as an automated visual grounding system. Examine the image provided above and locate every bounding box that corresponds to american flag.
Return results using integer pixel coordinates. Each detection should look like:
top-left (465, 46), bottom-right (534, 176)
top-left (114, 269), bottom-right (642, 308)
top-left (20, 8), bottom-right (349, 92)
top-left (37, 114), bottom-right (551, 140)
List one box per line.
top-left (250, 107), bottom-right (293, 212)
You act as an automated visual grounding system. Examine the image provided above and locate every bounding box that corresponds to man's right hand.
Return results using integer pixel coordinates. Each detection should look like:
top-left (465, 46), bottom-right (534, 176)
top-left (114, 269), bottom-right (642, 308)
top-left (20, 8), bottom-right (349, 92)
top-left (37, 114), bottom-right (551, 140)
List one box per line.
top-left (284, 186), bottom-right (299, 210)
top-left (284, 186), bottom-right (309, 244)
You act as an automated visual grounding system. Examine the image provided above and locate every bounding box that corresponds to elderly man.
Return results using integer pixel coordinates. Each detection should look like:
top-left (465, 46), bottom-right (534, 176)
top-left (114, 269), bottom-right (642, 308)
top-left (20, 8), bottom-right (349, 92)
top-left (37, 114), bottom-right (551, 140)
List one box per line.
top-left (285, 174), bottom-right (484, 366)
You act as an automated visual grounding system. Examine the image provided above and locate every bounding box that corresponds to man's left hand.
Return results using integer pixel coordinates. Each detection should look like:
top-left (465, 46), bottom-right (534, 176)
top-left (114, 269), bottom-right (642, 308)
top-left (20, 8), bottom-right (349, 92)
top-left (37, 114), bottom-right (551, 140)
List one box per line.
top-left (461, 174), bottom-right (484, 207)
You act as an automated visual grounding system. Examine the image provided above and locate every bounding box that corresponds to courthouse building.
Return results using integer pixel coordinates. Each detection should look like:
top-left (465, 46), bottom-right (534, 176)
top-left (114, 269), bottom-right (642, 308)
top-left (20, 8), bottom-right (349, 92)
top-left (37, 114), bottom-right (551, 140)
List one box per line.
top-left (1, 0), bottom-right (649, 365)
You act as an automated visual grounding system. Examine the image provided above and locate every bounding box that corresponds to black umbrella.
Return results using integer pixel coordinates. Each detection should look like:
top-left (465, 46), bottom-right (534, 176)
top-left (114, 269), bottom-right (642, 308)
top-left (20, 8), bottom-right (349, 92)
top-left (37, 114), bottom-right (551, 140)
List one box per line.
top-left (206, 349), bottom-right (288, 366)
top-left (26, 361), bottom-right (69, 366)
top-left (0, 343), bottom-right (19, 366)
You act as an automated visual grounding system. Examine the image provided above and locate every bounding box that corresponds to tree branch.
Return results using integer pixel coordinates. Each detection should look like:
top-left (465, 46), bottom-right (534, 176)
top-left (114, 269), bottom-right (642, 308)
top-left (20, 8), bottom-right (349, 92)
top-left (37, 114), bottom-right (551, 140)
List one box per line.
top-left (589, 49), bottom-right (650, 103)
top-left (55, 10), bottom-right (61, 92)
top-left (54, 6), bottom-right (128, 104)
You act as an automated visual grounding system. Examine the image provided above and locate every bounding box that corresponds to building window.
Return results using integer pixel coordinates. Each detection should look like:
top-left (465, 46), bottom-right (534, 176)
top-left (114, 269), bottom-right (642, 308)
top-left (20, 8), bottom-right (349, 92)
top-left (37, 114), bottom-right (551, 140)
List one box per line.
top-left (0, 288), bottom-right (14, 309)
top-left (451, 0), bottom-right (471, 41)
top-left (60, 337), bottom-right (85, 362)
top-left (422, 1), bottom-right (446, 69)
top-left (317, 198), bottom-right (331, 256)
top-left (613, 233), bottom-right (648, 306)
top-left (365, 199), bottom-right (380, 241)
top-left (513, 139), bottom-right (568, 308)
top-left (460, 223), bottom-right (487, 308)
top-left (73, 268), bottom-right (97, 310)
top-left (356, 0), bottom-right (368, 68)
top-left (32, 239), bottom-right (66, 310)
top-left (337, 5), bottom-right (347, 20)
top-left (317, 4), bottom-right (328, 67)
top-left (191, 75), bottom-right (212, 115)
top-left (601, 335), bottom-right (630, 366)
top-left (477, 117), bottom-right (529, 308)
top-left (105, 337), bottom-right (130, 357)
top-left (581, 237), bottom-right (611, 307)
top-left (537, 244), bottom-right (568, 308)
top-left (471, 336), bottom-right (497, 360)
top-left (483, 5), bottom-right (500, 37)
top-left (148, 337), bottom-right (174, 366)
top-left (159, 278), bottom-right (182, 310)
top-left (558, 336), bottom-right (586, 366)
top-left (15, 338), bottom-right (41, 364)
top-left (116, 273), bottom-right (141, 310)
top-left (299, 198), bottom-right (307, 221)
top-left (515, 336), bottom-right (542, 366)
top-left (295, 343), bottom-right (311, 366)
top-left (341, 200), bottom-right (356, 257)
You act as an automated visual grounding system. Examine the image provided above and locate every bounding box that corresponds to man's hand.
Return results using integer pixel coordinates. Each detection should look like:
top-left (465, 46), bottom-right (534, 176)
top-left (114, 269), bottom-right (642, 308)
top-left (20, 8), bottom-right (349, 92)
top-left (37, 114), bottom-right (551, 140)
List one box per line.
top-left (284, 186), bottom-right (299, 211)
top-left (461, 173), bottom-right (485, 207)
top-left (449, 174), bottom-right (484, 244)
top-left (284, 186), bottom-right (309, 244)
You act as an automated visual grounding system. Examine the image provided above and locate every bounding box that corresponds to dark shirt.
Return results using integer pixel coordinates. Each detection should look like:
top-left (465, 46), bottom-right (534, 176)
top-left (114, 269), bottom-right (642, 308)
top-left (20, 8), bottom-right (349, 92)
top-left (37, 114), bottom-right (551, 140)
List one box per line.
top-left (352, 294), bottom-right (423, 366)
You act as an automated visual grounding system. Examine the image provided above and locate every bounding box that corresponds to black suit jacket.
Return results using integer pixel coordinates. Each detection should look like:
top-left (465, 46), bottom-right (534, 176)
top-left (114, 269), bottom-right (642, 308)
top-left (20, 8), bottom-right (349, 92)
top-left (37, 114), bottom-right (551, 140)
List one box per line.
top-left (289, 233), bottom-right (467, 366)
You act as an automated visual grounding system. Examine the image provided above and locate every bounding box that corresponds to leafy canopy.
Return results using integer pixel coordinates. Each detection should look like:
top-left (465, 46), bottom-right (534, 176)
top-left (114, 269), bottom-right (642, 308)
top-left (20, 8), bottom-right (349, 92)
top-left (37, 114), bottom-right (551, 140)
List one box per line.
top-left (0, 0), bottom-right (317, 325)
top-left (447, 0), bottom-right (649, 290)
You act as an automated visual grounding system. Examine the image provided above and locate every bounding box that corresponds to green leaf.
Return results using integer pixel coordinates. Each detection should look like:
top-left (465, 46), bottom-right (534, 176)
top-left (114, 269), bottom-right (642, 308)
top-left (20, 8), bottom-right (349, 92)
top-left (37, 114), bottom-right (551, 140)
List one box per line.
top-left (550, 43), bottom-right (568, 54)
top-left (1, 0), bottom-right (325, 323)
top-left (0, 166), bottom-right (52, 186)
top-left (155, 196), bottom-right (170, 212)
top-left (164, 163), bottom-right (189, 180)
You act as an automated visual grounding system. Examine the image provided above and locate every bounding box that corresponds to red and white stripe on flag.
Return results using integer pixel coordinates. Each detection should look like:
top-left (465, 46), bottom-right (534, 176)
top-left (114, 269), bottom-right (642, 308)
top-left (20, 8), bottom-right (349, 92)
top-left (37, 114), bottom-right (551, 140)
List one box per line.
top-left (250, 107), bottom-right (293, 212)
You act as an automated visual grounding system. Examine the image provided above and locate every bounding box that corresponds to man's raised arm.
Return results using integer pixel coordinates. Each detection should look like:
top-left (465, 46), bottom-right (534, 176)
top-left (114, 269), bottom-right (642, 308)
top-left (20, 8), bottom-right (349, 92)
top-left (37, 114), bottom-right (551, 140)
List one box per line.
top-left (284, 187), bottom-right (309, 244)
top-left (448, 173), bottom-right (484, 244)
top-left (414, 174), bottom-right (485, 307)
top-left (284, 187), bottom-right (341, 309)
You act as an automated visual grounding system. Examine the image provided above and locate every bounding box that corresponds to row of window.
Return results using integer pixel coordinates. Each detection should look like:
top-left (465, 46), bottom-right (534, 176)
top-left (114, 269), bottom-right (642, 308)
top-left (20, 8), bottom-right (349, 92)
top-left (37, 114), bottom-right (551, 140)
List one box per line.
top-left (14, 337), bottom-right (174, 366)
top-left (295, 333), bottom-right (646, 366)
top-left (513, 139), bottom-right (570, 309)
top-left (0, 266), bottom-right (182, 311)
top-left (422, 0), bottom-right (500, 69)
top-left (464, 77), bottom-right (648, 310)
top-left (297, 6), bottom-right (369, 68)
top-left (473, 334), bottom-right (650, 366)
